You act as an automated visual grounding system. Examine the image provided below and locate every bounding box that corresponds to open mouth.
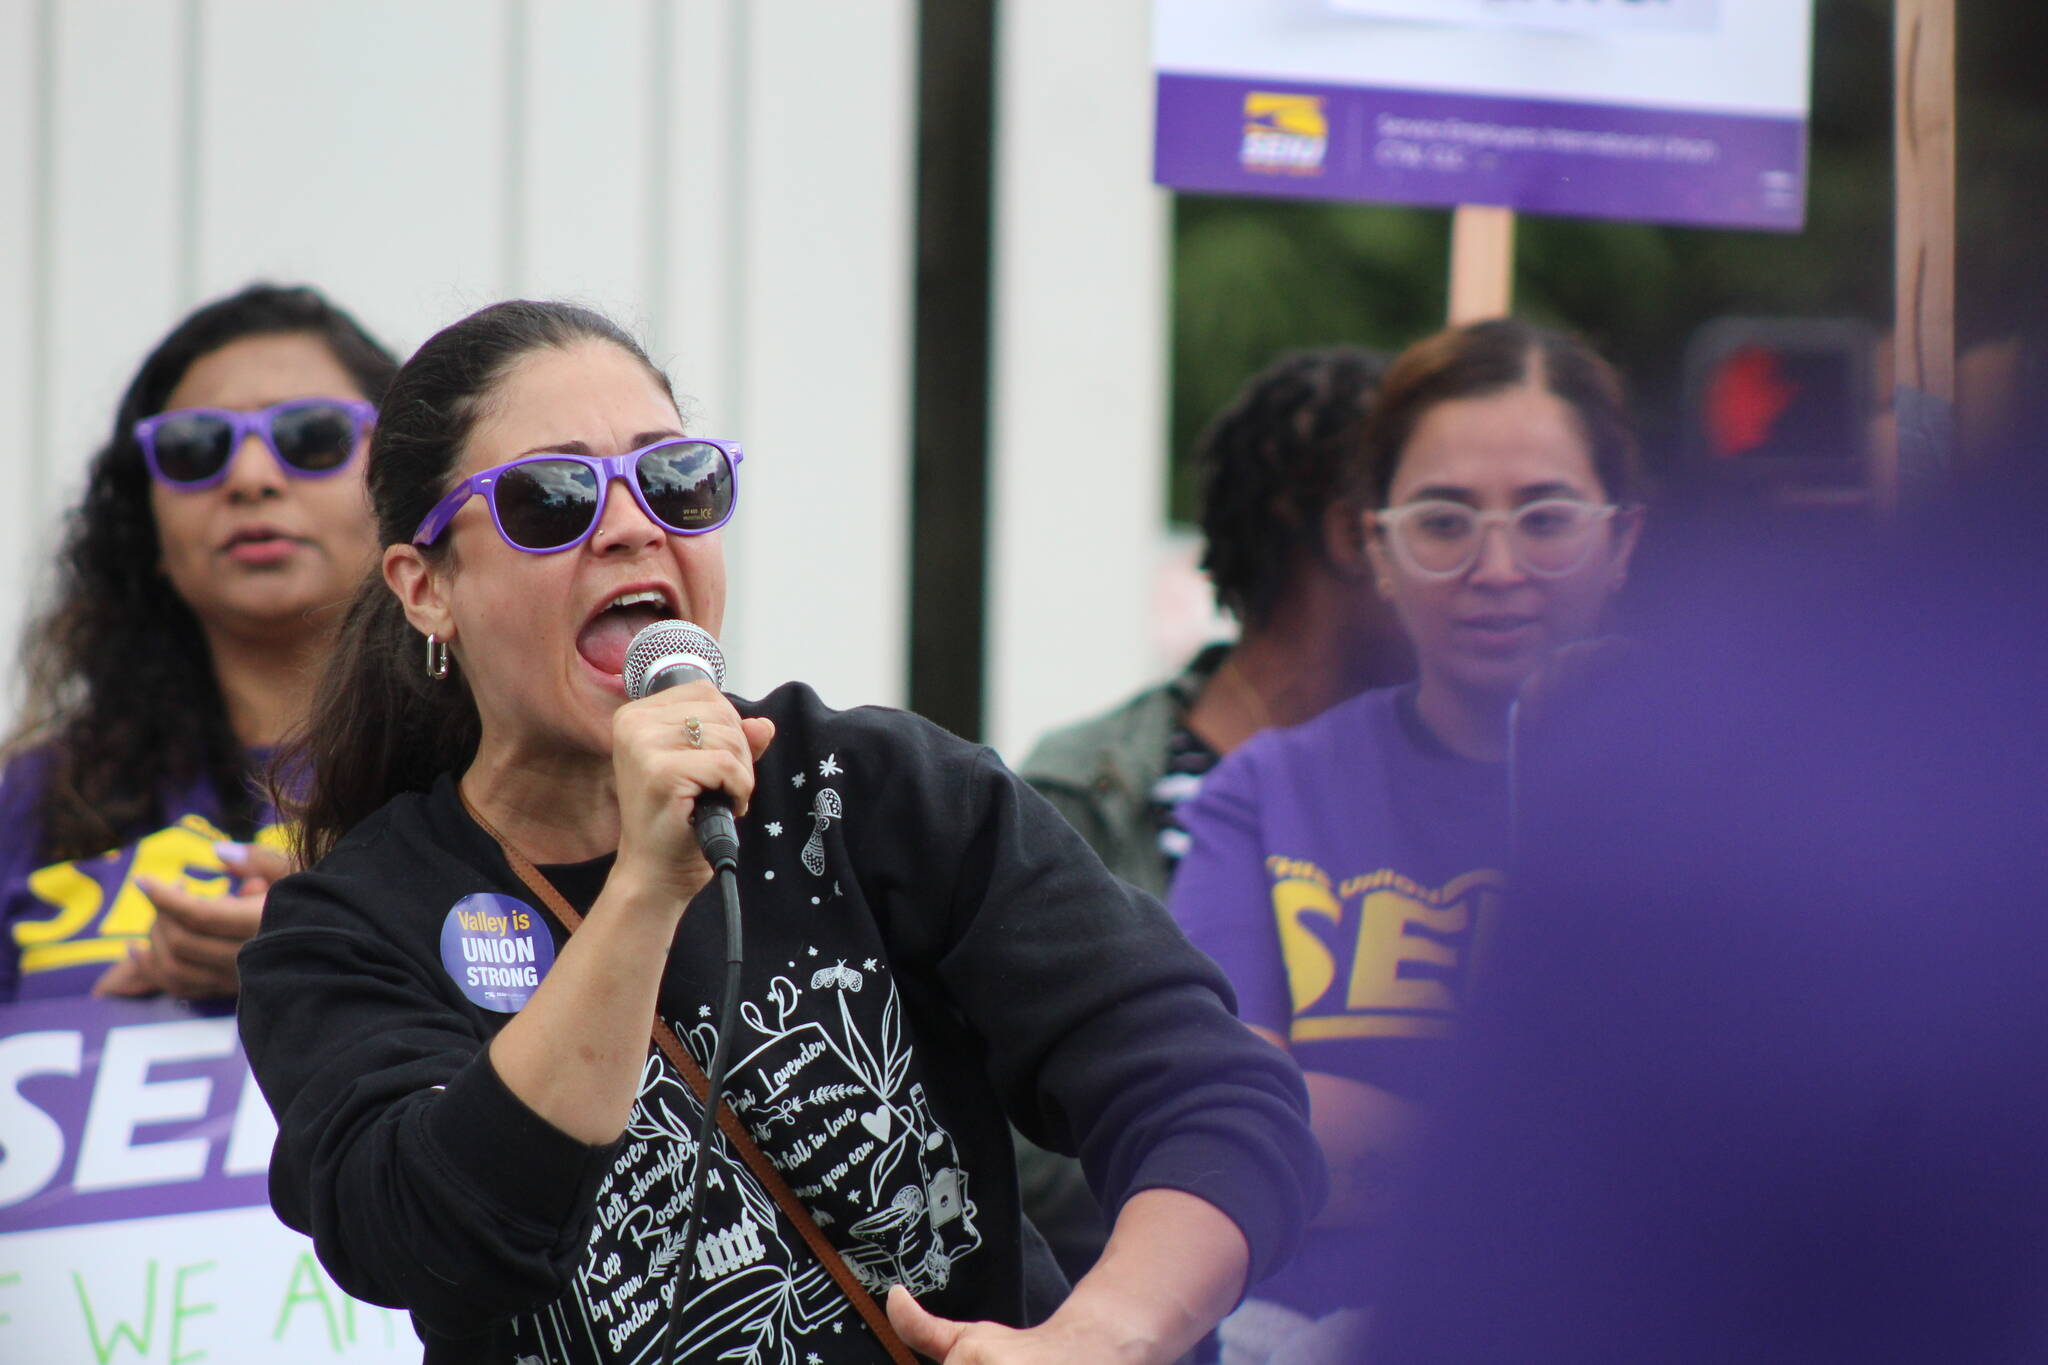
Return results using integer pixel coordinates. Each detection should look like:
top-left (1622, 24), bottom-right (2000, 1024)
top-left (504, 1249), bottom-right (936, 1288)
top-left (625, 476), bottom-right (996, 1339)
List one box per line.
top-left (575, 586), bottom-right (678, 677)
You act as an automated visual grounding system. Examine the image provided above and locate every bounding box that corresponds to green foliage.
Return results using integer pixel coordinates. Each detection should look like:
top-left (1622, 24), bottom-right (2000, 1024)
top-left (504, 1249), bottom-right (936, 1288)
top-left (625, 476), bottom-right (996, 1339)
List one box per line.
top-left (1171, 197), bottom-right (1448, 516)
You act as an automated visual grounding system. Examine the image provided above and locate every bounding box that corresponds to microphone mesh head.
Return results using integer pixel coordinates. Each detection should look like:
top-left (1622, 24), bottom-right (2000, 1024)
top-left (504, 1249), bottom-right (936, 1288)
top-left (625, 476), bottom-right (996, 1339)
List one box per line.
top-left (623, 619), bottom-right (727, 699)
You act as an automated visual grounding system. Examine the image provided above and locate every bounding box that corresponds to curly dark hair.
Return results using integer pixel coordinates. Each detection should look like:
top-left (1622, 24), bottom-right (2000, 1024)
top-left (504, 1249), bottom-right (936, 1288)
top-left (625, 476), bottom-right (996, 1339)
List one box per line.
top-left (1362, 318), bottom-right (1641, 509)
top-left (1197, 346), bottom-right (1388, 627)
top-left (288, 299), bottom-right (677, 865)
top-left (6, 284), bottom-right (398, 862)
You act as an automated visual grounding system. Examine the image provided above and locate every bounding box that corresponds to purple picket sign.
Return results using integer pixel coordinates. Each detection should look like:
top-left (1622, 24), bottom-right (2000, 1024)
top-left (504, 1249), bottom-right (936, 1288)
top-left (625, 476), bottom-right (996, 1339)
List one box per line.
top-left (1154, 71), bottom-right (1806, 232)
top-left (0, 994), bottom-right (272, 1234)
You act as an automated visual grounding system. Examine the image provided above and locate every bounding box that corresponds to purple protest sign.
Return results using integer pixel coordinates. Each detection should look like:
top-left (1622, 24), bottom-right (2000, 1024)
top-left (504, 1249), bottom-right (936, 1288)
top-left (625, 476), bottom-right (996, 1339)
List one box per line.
top-left (1152, 0), bottom-right (1813, 231)
top-left (0, 995), bottom-right (270, 1234)
top-left (0, 995), bottom-right (421, 1360)
top-left (1154, 73), bottom-right (1805, 231)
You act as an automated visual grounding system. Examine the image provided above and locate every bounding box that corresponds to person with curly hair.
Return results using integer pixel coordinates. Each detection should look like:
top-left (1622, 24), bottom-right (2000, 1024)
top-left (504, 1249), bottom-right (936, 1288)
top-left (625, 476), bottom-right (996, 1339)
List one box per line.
top-left (1020, 346), bottom-right (1408, 901)
top-left (0, 283), bottom-right (397, 1001)
top-left (1013, 347), bottom-right (1407, 1286)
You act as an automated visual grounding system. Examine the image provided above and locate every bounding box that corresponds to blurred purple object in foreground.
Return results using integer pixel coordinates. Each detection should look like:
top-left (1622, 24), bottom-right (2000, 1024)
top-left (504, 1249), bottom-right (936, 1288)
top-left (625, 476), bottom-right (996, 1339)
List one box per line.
top-left (1371, 464), bottom-right (2048, 1365)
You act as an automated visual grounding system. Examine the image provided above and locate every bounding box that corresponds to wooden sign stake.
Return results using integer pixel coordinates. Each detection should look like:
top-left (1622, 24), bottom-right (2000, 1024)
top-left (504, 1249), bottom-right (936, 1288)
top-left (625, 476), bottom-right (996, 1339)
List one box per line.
top-left (1886, 0), bottom-right (1956, 511)
top-left (1448, 204), bottom-right (1516, 324)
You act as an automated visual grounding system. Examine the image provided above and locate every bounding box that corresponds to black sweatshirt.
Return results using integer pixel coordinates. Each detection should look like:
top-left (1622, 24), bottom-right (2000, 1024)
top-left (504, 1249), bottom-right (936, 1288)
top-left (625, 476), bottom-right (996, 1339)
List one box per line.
top-left (238, 684), bottom-right (1324, 1364)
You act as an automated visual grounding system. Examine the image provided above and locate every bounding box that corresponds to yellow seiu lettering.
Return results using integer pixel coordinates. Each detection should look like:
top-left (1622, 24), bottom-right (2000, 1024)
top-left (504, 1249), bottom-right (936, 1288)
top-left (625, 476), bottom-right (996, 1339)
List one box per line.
top-left (16, 815), bottom-right (294, 975)
top-left (1264, 855), bottom-right (1331, 890)
top-left (1289, 868), bottom-right (1506, 1045)
top-left (1272, 875), bottom-right (1343, 1015)
top-left (1346, 889), bottom-right (1467, 1015)
top-left (17, 859), bottom-right (110, 948)
top-left (103, 817), bottom-right (235, 937)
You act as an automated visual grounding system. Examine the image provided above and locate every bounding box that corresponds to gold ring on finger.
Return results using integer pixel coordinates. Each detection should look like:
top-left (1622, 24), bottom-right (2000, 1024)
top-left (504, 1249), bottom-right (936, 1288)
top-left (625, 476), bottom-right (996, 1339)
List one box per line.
top-left (684, 715), bottom-right (705, 748)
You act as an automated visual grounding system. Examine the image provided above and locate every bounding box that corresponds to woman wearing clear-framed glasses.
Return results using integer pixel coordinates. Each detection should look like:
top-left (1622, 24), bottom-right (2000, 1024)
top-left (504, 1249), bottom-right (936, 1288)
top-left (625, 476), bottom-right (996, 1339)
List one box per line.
top-left (0, 283), bottom-right (396, 1002)
top-left (235, 299), bottom-right (1323, 1365)
top-left (1168, 318), bottom-right (1643, 1361)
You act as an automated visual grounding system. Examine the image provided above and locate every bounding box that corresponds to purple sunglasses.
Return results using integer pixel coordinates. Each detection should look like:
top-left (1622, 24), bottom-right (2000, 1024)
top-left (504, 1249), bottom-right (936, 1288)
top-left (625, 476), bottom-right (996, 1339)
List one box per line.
top-left (411, 437), bottom-right (744, 553)
top-left (134, 398), bottom-right (377, 489)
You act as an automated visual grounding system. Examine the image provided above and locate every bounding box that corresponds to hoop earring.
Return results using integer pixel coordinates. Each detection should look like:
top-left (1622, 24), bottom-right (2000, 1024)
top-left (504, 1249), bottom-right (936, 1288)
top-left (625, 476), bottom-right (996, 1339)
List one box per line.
top-left (426, 633), bottom-right (451, 681)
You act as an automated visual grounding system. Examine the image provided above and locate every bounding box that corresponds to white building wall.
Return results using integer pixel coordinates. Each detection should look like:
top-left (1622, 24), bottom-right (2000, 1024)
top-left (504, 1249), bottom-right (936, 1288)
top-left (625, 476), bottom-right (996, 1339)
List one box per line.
top-left (0, 2), bottom-right (41, 667)
top-left (985, 0), bottom-right (1174, 758)
top-left (0, 0), bottom-right (917, 716)
top-left (721, 2), bottom-right (917, 709)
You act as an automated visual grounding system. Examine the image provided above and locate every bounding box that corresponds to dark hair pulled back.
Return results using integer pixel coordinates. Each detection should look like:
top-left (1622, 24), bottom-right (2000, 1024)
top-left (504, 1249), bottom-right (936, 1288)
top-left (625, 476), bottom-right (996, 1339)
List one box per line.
top-left (288, 299), bottom-right (676, 864)
top-left (7, 283), bottom-right (397, 862)
top-left (1197, 346), bottom-right (1387, 626)
top-left (1363, 318), bottom-right (1641, 508)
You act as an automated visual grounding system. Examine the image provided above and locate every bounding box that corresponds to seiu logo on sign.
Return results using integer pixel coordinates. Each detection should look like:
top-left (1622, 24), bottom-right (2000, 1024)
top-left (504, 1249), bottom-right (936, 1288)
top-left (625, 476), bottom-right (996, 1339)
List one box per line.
top-left (1241, 93), bottom-right (1328, 176)
top-left (0, 997), bottom-right (273, 1231)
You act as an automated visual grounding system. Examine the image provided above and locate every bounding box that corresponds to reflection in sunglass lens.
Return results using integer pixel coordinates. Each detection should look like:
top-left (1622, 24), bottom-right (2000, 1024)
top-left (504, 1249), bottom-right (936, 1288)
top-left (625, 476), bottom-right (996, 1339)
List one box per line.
top-left (638, 442), bottom-right (733, 531)
top-left (271, 403), bottom-right (358, 472)
top-left (494, 459), bottom-right (601, 550)
top-left (152, 415), bottom-right (237, 483)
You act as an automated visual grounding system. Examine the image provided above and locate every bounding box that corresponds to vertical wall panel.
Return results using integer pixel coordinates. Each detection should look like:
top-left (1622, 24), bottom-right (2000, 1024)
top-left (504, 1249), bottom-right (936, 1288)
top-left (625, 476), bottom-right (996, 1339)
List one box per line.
top-left (41, 2), bottom-right (188, 527)
top-left (659, 0), bottom-right (740, 435)
top-left (515, 0), bottom-right (653, 323)
top-left (0, 0), bottom-right (923, 731)
top-left (0, 1), bottom-right (39, 469)
top-left (719, 1), bottom-right (917, 708)
top-left (0, 1), bottom-right (44, 697)
top-left (985, 0), bottom-right (1172, 757)
top-left (196, 0), bottom-right (511, 358)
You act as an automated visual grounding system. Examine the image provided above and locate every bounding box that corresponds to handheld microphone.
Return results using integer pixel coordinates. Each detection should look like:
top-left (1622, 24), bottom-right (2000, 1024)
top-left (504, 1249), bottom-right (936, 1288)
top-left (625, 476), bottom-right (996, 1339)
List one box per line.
top-left (624, 619), bottom-right (747, 1325)
top-left (623, 619), bottom-right (740, 871)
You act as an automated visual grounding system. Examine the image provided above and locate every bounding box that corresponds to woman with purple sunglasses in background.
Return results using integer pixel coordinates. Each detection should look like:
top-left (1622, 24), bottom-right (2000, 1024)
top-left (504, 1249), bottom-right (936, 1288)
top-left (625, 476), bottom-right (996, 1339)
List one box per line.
top-left (0, 283), bottom-right (397, 1002)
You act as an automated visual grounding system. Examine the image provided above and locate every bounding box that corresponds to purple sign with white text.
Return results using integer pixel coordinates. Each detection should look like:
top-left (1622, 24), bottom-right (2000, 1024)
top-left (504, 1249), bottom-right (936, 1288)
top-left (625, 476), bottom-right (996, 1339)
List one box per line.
top-left (1155, 73), bottom-right (1805, 230)
top-left (1152, 0), bottom-right (1812, 231)
top-left (0, 995), bottom-right (420, 1361)
top-left (0, 995), bottom-right (270, 1234)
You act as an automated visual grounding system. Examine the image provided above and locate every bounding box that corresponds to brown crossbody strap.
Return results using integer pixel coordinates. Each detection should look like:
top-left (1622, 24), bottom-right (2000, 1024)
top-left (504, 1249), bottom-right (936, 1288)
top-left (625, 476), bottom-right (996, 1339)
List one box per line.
top-left (460, 792), bottom-right (917, 1365)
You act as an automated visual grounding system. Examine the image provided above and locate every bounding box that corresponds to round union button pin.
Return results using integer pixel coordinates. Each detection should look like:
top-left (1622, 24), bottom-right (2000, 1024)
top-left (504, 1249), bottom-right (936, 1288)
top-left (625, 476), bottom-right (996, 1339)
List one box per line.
top-left (439, 893), bottom-right (555, 1012)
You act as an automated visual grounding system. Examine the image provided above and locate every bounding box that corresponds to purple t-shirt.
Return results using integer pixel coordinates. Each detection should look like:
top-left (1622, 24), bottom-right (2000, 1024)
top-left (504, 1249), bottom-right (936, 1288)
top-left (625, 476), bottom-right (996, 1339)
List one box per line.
top-left (0, 749), bottom-right (286, 1002)
top-left (1170, 687), bottom-right (1508, 1316)
top-left (1172, 686), bottom-right (1509, 1089)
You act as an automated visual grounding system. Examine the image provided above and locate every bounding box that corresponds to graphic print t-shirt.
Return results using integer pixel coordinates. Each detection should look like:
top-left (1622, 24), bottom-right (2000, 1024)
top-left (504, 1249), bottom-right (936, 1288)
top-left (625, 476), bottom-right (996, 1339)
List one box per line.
top-left (0, 750), bottom-right (287, 1001)
top-left (242, 684), bottom-right (1324, 1365)
top-left (493, 797), bottom-right (982, 1365)
top-left (1169, 686), bottom-right (1507, 1313)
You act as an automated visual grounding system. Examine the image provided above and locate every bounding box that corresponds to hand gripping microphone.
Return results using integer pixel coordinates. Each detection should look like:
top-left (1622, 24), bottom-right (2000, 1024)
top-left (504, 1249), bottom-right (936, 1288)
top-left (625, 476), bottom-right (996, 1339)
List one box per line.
top-left (623, 619), bottom-right (740, 871)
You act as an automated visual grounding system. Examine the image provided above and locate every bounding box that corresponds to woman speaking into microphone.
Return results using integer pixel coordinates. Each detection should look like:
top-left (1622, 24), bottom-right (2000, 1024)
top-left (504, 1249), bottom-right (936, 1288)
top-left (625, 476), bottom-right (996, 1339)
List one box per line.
top-left (237, 300), bottom-right (1322, 1365)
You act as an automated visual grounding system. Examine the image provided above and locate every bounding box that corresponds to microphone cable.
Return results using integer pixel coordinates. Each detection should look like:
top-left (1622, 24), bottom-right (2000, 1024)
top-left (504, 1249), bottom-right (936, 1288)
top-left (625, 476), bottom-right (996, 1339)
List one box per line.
top-left (660, 859), bottom-right (743, 1358)
top-left (622, 618), bottom-right (753, 1357)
